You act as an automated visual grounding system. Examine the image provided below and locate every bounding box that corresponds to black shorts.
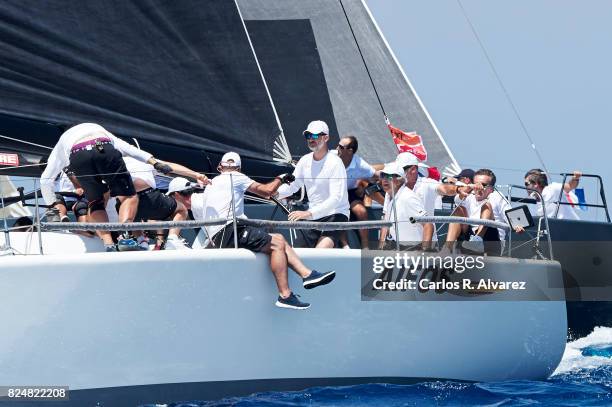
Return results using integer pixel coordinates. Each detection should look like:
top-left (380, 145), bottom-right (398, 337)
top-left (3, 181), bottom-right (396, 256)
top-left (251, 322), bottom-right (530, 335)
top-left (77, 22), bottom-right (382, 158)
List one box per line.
top-left (212, 223), bottom-right (272, 252)
top-left (294, 213), bottom-right (349, 248)
top-left (69, 143), bottom-right (136, 202)
top-left (458, 226), bottom-right (500, 242)
top-left (134, 188), bottom-right (177, 222)
top-left (347, 188), bottom-right (365, 205)
top-left (54, 194), bottom-right (89, 217)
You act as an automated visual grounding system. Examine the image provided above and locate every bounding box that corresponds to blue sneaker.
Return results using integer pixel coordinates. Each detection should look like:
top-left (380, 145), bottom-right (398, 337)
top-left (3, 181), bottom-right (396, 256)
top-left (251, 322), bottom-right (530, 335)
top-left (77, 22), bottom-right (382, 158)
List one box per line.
top-left (303, 270), bottom-right (336, 289)
top-left (105, 244), bottom-right (118, 252)
top-left (275, 293), bottom-right (310, 310)
top-left (117, 237), bottom-right (139, 252)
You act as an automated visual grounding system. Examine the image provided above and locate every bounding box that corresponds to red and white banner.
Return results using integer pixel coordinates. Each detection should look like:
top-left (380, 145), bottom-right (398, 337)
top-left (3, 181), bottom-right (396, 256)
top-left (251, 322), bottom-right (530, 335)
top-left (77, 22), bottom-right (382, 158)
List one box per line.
top-left (0, 153), bottom-right (19, 167)
top-left (388, 124), bottom-right (428, 162)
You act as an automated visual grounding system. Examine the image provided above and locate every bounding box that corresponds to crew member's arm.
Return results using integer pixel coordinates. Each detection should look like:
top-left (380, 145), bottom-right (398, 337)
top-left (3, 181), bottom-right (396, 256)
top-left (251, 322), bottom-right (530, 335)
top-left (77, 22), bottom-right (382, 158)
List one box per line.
top-left (436, 183), bottom-right (461, 196)
top-left (158, 160), bottom-right (210, 185)
top-left (564, 170), bottom-right (582, 192)
top-left (40, 146), bottom-right (67, 206)
top-left (247, 173), bottom-right (294, 199)
top-left (422, 223), bottom-right (434, 250)
top-left (67, 172), bottom-right (84, 197)
top-left (112, 136), bottom-right (154, 163)
top-left (277, 161), bottom-right (304, 199)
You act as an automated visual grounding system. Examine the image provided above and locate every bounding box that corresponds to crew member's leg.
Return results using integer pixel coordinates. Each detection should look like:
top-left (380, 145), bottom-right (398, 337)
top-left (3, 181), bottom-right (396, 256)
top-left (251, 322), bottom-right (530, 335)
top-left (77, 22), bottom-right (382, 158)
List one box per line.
top-left (350, 200), bottom-right (369, 248)
top-left (444, 205), bottom-right (470, 250)
top-left (260, 234), bottom-right (291, 298)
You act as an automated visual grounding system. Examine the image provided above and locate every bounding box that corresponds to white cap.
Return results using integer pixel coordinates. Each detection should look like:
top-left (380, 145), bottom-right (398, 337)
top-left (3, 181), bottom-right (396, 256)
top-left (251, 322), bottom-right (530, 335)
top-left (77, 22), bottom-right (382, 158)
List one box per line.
top-left (220, 152), bottom-right (241, 168)
top-left (380, 162), bottom-right (404, 178)
top-left (166, 177), bottom-right (197, 195)
top-left (396, 152), bottom-right (429, 170)
top-left (303, 120), bottom-right (329, 135)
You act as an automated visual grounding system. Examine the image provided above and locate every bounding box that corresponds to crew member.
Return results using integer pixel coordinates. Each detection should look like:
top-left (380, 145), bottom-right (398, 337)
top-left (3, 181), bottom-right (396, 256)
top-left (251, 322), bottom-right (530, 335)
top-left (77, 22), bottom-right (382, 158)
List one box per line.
top-left (395, 152), bottom-right (460, 249)
top-left (334, 135), bottom-right (379, 249)
top-left (524, 168), bottom-right (581, 220)
top-left (176, 153), bottom-right (335, 310)
top-left (122, 156), bottom-right (208, 250)
top-left (40, 122), bottom-right (182, 251)
top-left (445, 169), bottom-right (510, 254)
top-left (277, 120), bottom-right (350, 248)
top-left (378, 162), bottom-right (427, 249)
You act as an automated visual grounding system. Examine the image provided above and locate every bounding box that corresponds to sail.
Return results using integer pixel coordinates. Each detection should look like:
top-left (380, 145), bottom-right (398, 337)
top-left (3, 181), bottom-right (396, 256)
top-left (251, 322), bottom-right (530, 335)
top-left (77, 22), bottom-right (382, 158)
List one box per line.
top-left (237, 0), bottom-right (458, 170)
top-left (0, 0), bottom-right (457, 177)
top-left (0, 0), bottom-right (282, 162)
top-left (0, 176), bottom-right (30, 219)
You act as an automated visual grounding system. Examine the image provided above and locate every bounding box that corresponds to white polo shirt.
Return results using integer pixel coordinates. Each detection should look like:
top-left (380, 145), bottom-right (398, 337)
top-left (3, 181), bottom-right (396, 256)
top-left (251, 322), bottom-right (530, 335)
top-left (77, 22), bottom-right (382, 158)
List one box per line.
top-left (199, 171), bottom-right (255, 238)
top-left (538, 182), bottom-right (580, 220)
top-left (459, 190), bottom-right (511, 240)
top-left (382, 185), bottom-right (427, 244)
top-left (331, 151), bottom-right (375, 189)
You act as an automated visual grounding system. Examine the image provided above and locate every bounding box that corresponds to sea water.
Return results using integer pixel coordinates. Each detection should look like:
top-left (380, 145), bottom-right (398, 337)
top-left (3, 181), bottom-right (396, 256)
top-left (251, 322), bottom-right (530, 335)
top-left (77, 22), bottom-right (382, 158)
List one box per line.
top-left (143, 327), bottom-right (612, 406)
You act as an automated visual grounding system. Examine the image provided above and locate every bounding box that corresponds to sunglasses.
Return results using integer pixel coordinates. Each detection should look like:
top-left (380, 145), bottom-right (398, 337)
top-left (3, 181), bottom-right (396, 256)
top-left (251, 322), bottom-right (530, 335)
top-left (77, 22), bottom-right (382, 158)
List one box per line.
top-left (179, 189), bottom-right (194, 197)
top-left (380, 173), bottom-right (398, 180)
top-left (337, 144), bottom-right (351, 150)
top-left (479, 183), bottom-right (492, 188)
top-left (524, 181), bottom-right (536, 187)
top-left (304, 132), bottom-right (326, 140)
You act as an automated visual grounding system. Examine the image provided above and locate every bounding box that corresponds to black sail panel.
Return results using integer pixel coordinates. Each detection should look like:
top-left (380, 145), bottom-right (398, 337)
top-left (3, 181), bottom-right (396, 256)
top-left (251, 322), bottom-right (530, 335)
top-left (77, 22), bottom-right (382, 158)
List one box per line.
top-left (0, 0), bottom-right (280, 161)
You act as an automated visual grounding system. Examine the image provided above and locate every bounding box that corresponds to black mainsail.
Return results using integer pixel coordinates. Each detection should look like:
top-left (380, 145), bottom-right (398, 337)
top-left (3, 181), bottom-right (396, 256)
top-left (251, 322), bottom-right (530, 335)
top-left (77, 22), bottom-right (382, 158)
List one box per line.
top-left (0, 0), bottom-right (457, 177)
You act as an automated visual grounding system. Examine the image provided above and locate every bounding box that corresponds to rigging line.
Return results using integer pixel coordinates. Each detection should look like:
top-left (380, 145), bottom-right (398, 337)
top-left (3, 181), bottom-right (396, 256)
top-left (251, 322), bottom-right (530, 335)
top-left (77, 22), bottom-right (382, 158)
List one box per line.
top-left (338, 0), bottom-right (387, 120)
top-left (233, 0), bottom-right (291, 163)
top-left (0, 134), bottom-right (53, 151)
top-left (455, 0), bottom-right (549, 175)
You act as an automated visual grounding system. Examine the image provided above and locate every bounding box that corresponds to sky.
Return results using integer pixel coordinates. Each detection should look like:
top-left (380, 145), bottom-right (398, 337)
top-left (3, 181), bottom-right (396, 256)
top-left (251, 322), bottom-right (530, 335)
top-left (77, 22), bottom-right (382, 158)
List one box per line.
top-left (367, 0), bottom-right (612, 221)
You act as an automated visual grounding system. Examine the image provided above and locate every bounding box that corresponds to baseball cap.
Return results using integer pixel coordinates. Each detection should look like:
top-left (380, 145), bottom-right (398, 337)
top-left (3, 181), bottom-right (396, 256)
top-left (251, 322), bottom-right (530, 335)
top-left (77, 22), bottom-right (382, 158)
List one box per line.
top-left (220, 152), bottom-right (241, 168)
top-left (166, 177), bottom-right (197, 195)
top-left (396, 152), bottom-right (429, 169)
top-left (303, 120), bottom-right (329, 136)
top-left (455, 168), bottom-right (475, 181)
top-left (380, 162), bottom-right (404, 178)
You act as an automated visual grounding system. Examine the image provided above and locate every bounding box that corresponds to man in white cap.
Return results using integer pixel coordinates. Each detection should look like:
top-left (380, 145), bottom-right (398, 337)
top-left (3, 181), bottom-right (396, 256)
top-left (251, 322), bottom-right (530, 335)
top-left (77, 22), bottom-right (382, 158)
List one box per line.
top-left (175, 152), bottom-right (335, 310)
top-left (277, 120), bottom-right (350, 248)
top-left (395, 152), bottom-right (461, 250)
top-left (378, 162), bottom-right (427, 249)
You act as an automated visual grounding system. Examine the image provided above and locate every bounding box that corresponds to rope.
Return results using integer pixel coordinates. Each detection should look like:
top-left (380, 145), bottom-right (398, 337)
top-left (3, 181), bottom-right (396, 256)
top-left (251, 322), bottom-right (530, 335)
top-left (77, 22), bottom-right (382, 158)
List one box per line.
top-left (411, 215), bottom-right (510, 231)
top-left (40, 218), bottom-right (227, 232)
top-left (456, 0), bottom-right (549, 175)
top-left (338, 0), bottom-right (387, 119)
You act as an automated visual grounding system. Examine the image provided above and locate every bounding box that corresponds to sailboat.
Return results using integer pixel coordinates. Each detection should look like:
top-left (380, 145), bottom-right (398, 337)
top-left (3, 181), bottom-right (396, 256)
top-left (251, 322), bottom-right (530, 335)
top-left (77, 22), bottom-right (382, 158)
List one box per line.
top-left (0, 1), bottom-right (572, 405)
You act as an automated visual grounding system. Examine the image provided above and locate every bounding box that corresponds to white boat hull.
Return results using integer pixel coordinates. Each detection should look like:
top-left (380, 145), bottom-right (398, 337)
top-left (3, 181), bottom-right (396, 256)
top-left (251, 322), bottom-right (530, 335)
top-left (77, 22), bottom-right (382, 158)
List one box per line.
top-left (0, 232), bottom-right (567, 406)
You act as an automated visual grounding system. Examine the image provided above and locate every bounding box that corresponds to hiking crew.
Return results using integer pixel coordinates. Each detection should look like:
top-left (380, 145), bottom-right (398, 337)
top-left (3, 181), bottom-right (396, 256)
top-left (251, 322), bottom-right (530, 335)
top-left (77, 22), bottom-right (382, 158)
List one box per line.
top-left (524, 168), bottom-right (581, 220)
top-left (174, 152), bottom-right (335, 310)
top-left (277, 120), bottom-right (350, 248)
top-left (40, 123), bottom-right (179, 251)
top-left (334, 135), bottom-right (379, 249)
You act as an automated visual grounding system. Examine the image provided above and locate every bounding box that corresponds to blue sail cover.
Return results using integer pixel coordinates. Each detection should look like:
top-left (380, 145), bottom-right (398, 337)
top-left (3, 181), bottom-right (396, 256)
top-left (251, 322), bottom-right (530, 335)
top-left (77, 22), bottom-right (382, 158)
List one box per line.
top-left (0, 0), bottom-right (281, 162)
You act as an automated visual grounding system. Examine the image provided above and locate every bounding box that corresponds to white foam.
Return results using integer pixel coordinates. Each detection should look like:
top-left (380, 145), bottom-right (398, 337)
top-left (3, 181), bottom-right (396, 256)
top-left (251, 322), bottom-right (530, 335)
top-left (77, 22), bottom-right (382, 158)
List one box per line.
top-left (553, 326), bottom-right (612, 375)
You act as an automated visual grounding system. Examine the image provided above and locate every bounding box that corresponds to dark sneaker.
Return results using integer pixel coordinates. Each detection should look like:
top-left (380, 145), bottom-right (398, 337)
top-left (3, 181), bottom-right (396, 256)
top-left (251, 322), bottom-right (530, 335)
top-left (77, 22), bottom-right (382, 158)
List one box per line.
top-left (117, 237), bottom-right (139, 252)
top-left (105, 245), bottom-right (118, 252)
top-left (275, 293), bottom-right (310, 310)
top-left (303, 270), bottom-right (336, 289)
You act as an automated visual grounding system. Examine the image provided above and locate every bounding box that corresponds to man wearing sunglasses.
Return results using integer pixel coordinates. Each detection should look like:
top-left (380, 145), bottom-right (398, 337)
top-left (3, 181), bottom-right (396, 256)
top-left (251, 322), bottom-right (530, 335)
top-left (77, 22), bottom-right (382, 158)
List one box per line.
top-left (524, 168), bottom-right (581, 220)
top-left (334, 135), bottom-right (379, 249)
top-left (445, 168), bottom-right (510, 254)
top-left (179, 153), bottom-right (335, 310)
top-left (277, 120), bottom-right (350, 248)
top-left (378, 162), bottom-right (426, 250)
top-left (396, 152), bottom-right (460, 250)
